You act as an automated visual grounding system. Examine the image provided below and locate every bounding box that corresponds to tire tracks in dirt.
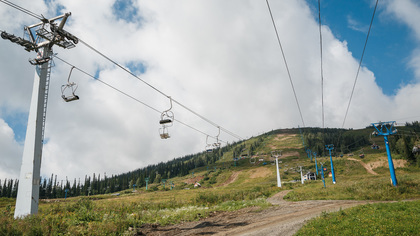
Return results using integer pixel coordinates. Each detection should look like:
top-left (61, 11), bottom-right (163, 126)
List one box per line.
top-left (138, 190), bottom-right (379, 236)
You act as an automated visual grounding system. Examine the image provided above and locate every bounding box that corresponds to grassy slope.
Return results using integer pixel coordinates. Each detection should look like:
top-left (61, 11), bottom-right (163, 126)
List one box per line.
top-left (1, 129), bottom-right (419, 235)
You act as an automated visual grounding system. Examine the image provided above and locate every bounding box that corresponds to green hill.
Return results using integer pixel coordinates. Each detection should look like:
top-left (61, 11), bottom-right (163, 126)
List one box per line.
top-left (1, 126), bottom-right (420, 235)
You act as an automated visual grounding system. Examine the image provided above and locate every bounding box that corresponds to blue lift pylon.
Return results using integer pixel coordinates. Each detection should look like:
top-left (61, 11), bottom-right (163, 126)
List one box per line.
top-left (313, 151), bottom-right (319, 175)
top-left (371, 121), bottom-right (398, 186)
top-left (325, 144), bottom-right (336, 184)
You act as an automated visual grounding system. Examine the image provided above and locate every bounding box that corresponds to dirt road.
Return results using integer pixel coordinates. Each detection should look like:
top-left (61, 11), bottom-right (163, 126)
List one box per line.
top-left (137, 191), bottom-right (375, 235)
top-left (348, 158), bottom-right (378, 175)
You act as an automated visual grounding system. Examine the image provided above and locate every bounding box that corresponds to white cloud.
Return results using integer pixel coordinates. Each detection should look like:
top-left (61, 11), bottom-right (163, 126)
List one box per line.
top-left (0, 0), bottom-right (420, 181)
top-left (0, 119), bottom-right (22, 179)
top-left (347, 15), bottom-right (369, 33)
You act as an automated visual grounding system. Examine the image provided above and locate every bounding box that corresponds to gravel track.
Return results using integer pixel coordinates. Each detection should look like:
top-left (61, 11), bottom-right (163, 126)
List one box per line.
top-left (137, 190), bottom-right (375, 235)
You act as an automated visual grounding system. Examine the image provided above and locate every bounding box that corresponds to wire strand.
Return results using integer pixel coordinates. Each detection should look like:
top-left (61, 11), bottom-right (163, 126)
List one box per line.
top-left (342, 0), bottom-right (379, 128)
top-left (265, 0), bottom-right (306, 127)
top-left (318, 0), bottom-right (324, 129)
top-left (0, 0), bottom-right (43, 20)
top-left (0, 0), bottom-right (242, 141)
top-left (53, 55), bottom-right (227, 144)
top-left (78, 39), bottom-right (243, 140)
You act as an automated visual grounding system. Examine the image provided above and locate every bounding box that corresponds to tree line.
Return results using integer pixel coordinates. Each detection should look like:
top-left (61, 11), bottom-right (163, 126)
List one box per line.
top-left (0, 140), bottom-right (246, 199)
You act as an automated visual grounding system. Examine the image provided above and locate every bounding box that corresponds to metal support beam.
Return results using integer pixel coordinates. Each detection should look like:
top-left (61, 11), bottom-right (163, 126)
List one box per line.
top-left (14, 48), bottom-right (51, 218)
top-left (6, 12), bottom-right (76, 219)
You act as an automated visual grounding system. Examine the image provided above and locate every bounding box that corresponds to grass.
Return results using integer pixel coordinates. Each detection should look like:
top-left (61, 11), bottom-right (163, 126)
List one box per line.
top-left (283, 163), bottom-right (420, 201)
top-left (0, 183), bottom-right (275, 235)
top-left (1, 132), bottom-right (420, 235)
top-left (295, 200), bottom-right (420, 235)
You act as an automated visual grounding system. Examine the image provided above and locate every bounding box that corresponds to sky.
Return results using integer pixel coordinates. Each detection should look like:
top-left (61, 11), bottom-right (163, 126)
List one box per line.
top-left (1, 0), bottom-right (420, 181)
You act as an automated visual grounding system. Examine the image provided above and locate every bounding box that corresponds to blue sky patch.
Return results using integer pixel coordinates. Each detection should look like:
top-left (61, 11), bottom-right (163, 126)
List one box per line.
top-left (306, 0), bottom-right (416, 96)
top-left (127, 61), bottom-right (147, 75)
top-left (1, 108), bottom-right (28, 144)
top-left (112, 0), bottom-right (142, 23)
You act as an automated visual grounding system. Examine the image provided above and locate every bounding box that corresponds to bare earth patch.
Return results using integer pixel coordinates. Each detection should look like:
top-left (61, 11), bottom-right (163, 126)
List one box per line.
top-left (137, 190), bottom-right (378, 236)
top-left (218, 171), bottom-right (241, 187)
top-left (249, 168), bottom-right (271, 179)
top-left (348, 157), bottom-right (407, 176)
top-left (281, 151), bottom-right (300, 158)
top-left (369, 157), bottom-right (407, 169)
top-left (348, 158), bottom-right (378, 175)
top-left (269, 134), bottom-right (301, 150)
top-left (183, 176), bottom-right (204, 185)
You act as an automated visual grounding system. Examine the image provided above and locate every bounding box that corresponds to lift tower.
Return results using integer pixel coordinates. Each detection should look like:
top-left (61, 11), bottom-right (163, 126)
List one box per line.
top-left (2, 13), bottom-right (77, 218)
top-left (371, 121), bottom-right (398, 186)
top-left (325, 144), bottom-right (336, 184)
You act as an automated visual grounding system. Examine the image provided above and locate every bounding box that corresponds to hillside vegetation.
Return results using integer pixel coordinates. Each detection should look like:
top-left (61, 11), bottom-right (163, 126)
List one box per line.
top-left (1, 127), bottom-right (420, 235)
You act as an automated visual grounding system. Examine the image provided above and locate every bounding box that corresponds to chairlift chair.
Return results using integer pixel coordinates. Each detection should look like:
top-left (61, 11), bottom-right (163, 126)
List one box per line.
top-left (359, 149), bottom-right (365, 158)
top-left (250, 156), bottom-right (256, 164)
top-left (159, 97), bottom-right (174, 139)
top-left (412, 133), bottom-right (420, 154)
top-left (159, 127), bottom-right (170, 139)
top-left (205, 135), bottom-right (214, 152)
top-left (369, 131), bottom-right (380, 150)
top-left (61, 66), bottom-right (79, 102)
top-left (213, 127), bottom-right (221, 150)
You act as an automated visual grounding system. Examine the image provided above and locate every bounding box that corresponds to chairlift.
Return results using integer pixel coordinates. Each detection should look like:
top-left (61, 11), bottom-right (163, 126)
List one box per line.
top-left (412, 133), bottom-right (420, 154)
top-left (205, 135), bottom-right (213, 153)
top-left (159, 97), bottom-right (174, 125)
top-left (213, 126), bottom-right (221, 149)
top-left (250, 155), bottom-right (256, 164)
top-left (61, 66), bottom-right (79, 102)
top-left (369, 131), bottom-right (380, 149)
top-left (159, 97), bottom-right (174, 139)
top-left (359, 149), bottom-right (365, 158)
top-left (159, 126), bottom-right (170, 139)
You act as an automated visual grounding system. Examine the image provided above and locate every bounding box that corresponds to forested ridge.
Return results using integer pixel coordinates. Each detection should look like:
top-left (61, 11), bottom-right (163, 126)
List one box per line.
top-left (1, 123), bottom-right (420, 199)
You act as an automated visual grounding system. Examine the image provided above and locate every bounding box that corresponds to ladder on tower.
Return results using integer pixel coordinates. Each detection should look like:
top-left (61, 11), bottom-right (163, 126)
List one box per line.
top-left (41, 61), bottom-right (52, 144)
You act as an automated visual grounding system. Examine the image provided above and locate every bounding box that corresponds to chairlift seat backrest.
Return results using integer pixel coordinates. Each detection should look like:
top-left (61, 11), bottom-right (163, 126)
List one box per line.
top-left (159, 119), bottom-right (173, 125)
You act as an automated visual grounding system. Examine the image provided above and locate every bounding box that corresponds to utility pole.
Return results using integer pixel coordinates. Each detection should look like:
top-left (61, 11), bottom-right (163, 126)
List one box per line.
top-left (272, 150), bottom-right (282, 188)
top-left (372, 121), bottom-right (398, 186)
top-left (325, 144), bottom-right (336, 184)
top-left (1, 13), bottom-right (78, 219)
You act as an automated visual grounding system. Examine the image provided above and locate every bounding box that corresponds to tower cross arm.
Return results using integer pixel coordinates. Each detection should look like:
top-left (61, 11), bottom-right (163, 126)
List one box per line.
top-left (371, 121), bottom-right (397, 136)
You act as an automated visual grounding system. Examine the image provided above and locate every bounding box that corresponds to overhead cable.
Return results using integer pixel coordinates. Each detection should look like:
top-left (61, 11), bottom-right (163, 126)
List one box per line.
top-left (265, 0), bottom-right (306, 127)
top-left (78, 39), bottom-right (243, 140)
top-left (0, 0), bottom-right (44, 20)
top-left (318, 0), bottom-right (325, 129)
top-left (0, 0), bottom-right (243, 141)
top-left (53, 55), bottom-right (227, 144)
top-left (341, 0), bottom-right (379, 128)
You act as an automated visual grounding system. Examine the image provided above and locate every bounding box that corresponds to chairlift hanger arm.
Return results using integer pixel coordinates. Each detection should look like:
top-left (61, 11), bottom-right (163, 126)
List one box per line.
top-left (26, 12), bottom-right (71, 30)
